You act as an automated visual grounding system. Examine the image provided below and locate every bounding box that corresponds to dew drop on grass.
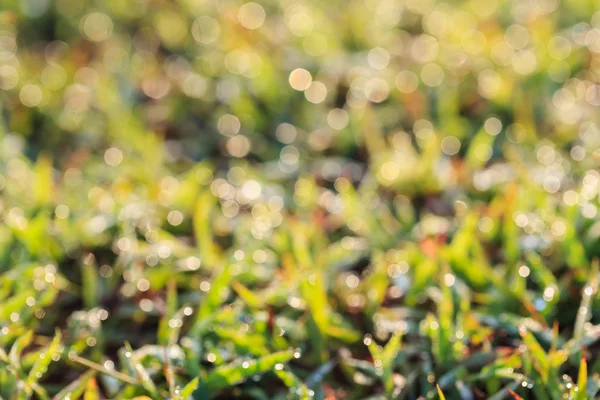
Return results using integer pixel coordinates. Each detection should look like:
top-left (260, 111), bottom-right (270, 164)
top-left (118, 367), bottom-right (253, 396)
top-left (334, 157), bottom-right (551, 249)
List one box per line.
top-left (168, 318), bottom-right (183, 328)
top-left (534, 298), bottom-right (546, 311)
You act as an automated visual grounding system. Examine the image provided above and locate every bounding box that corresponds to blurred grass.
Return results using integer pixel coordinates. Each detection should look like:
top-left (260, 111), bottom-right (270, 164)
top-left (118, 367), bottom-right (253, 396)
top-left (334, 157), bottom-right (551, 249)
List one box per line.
top-left (0, 0), bottom-right (600, 399)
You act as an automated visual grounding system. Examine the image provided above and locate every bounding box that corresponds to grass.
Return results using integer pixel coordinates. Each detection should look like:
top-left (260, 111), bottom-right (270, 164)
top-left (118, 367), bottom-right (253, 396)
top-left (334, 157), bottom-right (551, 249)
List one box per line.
top-left (0, 0), bottom-right (600, 398)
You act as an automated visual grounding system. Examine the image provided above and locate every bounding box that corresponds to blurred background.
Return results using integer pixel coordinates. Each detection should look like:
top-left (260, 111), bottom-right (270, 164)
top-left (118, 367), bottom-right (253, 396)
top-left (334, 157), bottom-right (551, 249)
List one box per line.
top-left (1, 0), bottom-right (598, 168)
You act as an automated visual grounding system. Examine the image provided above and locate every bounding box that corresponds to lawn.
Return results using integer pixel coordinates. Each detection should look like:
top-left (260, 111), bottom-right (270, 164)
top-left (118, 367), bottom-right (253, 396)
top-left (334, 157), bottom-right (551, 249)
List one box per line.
top-left (1, 0), bottom-right (600, 399)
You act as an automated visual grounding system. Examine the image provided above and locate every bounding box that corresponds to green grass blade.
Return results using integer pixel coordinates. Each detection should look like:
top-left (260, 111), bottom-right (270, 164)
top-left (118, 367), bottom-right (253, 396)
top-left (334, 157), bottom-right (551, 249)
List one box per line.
top-left (203, 350), bottom-right (295, 391)
top-left (26, 331), bottom-right (61, 390)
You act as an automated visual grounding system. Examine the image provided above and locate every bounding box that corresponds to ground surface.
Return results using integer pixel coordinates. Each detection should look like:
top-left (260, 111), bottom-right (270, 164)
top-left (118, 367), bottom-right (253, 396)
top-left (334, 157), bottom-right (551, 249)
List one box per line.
top-left (1, 0), bottom-right (600, 399)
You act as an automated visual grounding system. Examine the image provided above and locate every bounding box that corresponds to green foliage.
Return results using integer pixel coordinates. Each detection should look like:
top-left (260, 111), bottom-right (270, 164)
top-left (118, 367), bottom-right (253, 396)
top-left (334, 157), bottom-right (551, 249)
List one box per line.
top-left (0, 0), bottom-right (600, 398)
